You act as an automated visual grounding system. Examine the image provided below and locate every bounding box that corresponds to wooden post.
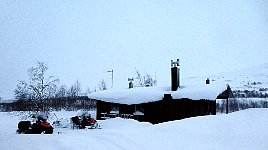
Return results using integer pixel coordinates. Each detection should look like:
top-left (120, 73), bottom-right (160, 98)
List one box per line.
top-left (226, 97), bottom-right (228, 114)
top-left (226, 86), bottom-right (229, 114)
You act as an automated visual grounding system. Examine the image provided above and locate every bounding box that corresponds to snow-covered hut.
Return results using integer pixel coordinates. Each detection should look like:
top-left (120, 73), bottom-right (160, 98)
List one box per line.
top-left (89, 60), bottom-right (234, 124)
top-left (89, 82), bottom-right (233, 124)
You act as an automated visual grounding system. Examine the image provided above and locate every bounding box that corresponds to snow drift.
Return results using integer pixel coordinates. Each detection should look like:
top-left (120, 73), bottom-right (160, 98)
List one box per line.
top-left (0, 109), bottom-right (267, 150)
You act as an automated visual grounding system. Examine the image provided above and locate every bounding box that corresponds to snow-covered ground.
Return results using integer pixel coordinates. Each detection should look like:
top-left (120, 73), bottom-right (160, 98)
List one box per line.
top-left (0, 109), bottom-right (267, 150)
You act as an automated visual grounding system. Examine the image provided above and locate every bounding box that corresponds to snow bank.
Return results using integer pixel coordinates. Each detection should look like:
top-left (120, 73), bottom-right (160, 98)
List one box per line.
top-left (135, 108), bottom-right (268, 150)
top-left (0, 109), bottom-right (268, 150)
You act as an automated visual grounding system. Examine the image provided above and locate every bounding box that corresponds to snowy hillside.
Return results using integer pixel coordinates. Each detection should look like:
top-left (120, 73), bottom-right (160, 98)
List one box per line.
top-left (0, 109), bottom-right (267, 150)
top-left (212, 63), bottom-right (268, 96)
top-left (180, 63), bottom-right (268, 112)
top-left (183, 63), bottom-right (268, 97)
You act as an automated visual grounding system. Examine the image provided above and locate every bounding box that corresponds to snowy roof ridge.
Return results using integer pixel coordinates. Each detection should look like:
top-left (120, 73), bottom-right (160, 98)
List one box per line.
top-left (89, 86), bottom-right (168, 105)
top-left (89, 82), bottom-right (228, 105)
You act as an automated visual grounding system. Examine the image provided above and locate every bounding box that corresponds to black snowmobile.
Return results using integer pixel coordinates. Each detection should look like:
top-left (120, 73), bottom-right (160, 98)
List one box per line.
top-left (70, 113), bottom-right (100, 129)
top-left (16, 114), bottom-right (53, 134)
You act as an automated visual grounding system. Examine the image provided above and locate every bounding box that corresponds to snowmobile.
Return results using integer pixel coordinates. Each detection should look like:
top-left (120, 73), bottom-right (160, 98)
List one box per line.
top-left (16, 114), bottom-right (53, 134)
top-left (70, 112), bottom-right (101, 129)
top-left (80, 116), bottom-right (100, 129)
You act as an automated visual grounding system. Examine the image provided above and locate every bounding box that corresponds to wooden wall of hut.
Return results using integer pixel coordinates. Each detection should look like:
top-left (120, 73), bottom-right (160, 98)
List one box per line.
top-left (96, 101), bottom-right (111, 120)
top-left (143, 95), bottom-right (216, 124)
top-left (97, 96), bottom-right (216, 124)
top-left (119, 104), bottom-right (135, 114)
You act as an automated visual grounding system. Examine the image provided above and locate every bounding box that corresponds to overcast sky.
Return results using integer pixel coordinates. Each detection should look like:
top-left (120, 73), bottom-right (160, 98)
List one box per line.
top-left (1, 0), bottom-right (268, 100)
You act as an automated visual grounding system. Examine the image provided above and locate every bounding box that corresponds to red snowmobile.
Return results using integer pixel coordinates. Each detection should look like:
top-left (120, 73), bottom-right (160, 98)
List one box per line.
top-left (16, 115), bottom-right (53, 134)
top-left (71, 115), bottom-right (100, 129)
top-left (80, 116), bottom-right (99, 129)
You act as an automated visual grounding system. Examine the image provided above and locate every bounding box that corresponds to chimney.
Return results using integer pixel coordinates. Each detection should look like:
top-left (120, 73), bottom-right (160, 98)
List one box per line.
top-left (128, 78), bottom-right (134, 89)
top-left (206, 78), bottom-right (210, 84)
top-left (171, 59), bottom-right (180, 91)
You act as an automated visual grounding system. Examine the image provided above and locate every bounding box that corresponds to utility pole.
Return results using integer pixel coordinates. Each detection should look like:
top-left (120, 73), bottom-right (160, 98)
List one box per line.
top-left (108, 70), bottom-right (113, 88)
top-left (226, 85), bottom-right (230, 114)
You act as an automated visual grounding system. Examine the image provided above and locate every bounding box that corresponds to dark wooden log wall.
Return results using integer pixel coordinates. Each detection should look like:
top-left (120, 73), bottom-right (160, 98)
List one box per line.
top-left (97, 96), bottom-right (216, 124)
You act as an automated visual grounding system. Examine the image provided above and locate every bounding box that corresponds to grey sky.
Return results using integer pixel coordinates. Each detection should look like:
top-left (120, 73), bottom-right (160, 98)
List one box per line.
top-left (1, 0), bottom-right (268, 100)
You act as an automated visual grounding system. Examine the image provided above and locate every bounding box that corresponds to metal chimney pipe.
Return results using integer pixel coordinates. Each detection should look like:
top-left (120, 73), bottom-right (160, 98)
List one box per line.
top-left (171, 59), bottom-right (180, 91)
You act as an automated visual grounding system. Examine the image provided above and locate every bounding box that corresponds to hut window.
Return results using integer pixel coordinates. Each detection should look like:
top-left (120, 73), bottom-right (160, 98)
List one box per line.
top-left (135, 105), bottom-right (144, 113)
top-left (110, 104), bottom-right (119, 113)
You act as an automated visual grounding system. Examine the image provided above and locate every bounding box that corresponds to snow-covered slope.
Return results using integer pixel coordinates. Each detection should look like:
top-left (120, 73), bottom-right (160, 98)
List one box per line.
top-left (0, 109), bottom-right (267, 150)
top-left (183, 63), bottom-right (268, 97)
top-left (215, 63), bottom-right (268, 92)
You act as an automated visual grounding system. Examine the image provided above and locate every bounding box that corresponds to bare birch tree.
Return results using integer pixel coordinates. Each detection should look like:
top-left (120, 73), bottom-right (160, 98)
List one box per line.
top-left (14, 61), bottom-right (59, 112)
top-left (68, 80), bottom-right (82, 98)
top-left (98, 79), bottom-right (107, 91)
top-left (134, 69), bottom-right (157, 87)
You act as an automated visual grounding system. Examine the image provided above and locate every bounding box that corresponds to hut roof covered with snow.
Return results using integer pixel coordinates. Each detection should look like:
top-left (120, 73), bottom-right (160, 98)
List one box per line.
top-left (89, 82), bottom-right (230, 105)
